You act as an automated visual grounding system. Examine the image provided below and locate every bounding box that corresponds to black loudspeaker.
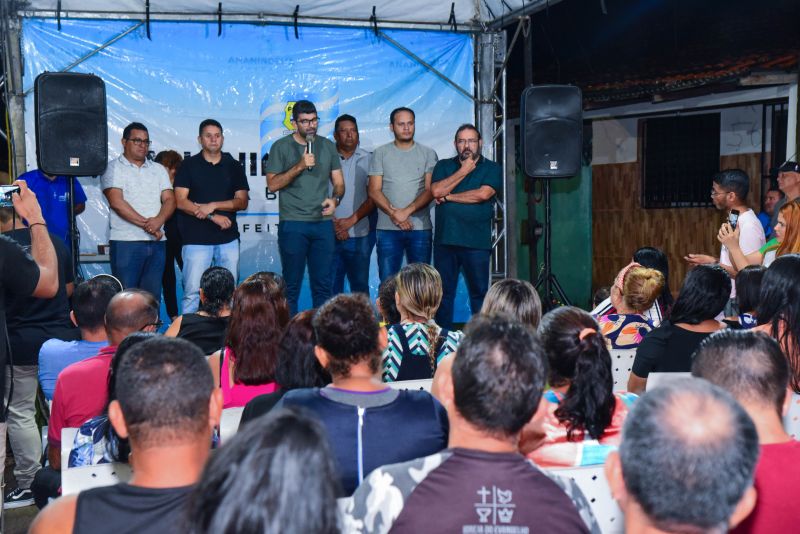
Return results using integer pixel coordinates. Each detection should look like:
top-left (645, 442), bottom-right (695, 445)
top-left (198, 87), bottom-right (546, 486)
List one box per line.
top-left (520, 84), bottom-right (583, 178)
top-left (35, 72), bottom-right (108, 176)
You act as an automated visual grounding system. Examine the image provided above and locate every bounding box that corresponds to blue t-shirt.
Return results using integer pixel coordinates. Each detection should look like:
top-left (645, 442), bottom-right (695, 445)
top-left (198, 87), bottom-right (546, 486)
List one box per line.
top-left (18, 169), bottom-right (87, 246)
top-left (38, 339), bottom-right (107, 400)
top-left (758, 211), bottom-right (773, 238)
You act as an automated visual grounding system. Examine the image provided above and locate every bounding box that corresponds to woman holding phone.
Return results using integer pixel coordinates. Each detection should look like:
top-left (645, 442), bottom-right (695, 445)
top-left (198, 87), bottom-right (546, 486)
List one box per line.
top-left (720, 199), bottom-right (800, 268)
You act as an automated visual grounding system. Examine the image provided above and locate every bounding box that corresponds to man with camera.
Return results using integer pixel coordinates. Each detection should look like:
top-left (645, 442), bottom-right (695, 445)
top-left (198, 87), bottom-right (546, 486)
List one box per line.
top-left (430, 124), bottom-right (501, 329)
top-left (0, 179), bottom-right (59, 506)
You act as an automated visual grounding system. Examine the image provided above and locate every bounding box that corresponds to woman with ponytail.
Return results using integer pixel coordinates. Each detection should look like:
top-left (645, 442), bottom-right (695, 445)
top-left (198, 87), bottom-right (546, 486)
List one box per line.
top-left (520, 306), bottom-right (637, 468)
top-left (382, 263), bottom-right (463, 382)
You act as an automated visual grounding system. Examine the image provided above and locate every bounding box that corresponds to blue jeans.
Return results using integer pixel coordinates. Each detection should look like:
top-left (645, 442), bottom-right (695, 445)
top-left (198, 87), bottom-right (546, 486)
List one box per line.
top-left (434, 244), bottom-right (491, 329)
top-left (278, 220), bottom-right (335, 315)
top-left (331, 231), bottom-right (375, 295)
top-left (376, 229), bottom-right (432, 282)
top-left (109, 240), bottom-right (166, 303)
top-left (181, 240), bottom-right (239, 313)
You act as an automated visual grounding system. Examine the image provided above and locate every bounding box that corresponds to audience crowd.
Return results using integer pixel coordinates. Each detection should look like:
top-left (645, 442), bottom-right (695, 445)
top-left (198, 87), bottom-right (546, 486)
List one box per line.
top-left (6, 164), bottom-right (800, 534)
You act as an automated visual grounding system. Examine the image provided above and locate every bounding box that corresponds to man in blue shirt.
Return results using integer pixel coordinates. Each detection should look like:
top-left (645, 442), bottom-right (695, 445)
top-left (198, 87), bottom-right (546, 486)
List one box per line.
top-left (430, 124), bottom-right (502, 329)
top-left (17, 169), bottom-right (86, 248)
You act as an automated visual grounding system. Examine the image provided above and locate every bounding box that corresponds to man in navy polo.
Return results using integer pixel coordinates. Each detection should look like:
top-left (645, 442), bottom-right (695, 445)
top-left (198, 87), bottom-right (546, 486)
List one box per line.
top-left (430, 124), bottom-right (502, 329)
top-left (16, 169), bottom-right (86, 248)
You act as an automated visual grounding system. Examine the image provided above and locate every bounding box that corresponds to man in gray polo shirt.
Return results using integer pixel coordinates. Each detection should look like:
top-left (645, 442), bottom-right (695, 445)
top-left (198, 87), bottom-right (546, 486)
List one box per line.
top-left (368, 107), bottom-right (438, 282)
top-left (266, 100), bottom-right (345, 315)
top-left (101, 122), bottom-right (175, 303)
top-left (331, 114), bottom-right (375, 295)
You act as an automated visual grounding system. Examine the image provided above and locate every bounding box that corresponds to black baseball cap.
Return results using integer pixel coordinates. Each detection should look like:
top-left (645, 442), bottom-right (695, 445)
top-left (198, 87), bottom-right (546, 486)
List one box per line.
top-left (778, 161), bottom-right (800, 173)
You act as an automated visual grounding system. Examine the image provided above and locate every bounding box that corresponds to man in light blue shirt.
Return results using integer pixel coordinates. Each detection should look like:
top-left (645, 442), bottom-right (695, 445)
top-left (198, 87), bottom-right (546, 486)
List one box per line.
top-left (38, 277), bottom-right (120, 400)
top-left (331, 114), bottom-right (375, 295)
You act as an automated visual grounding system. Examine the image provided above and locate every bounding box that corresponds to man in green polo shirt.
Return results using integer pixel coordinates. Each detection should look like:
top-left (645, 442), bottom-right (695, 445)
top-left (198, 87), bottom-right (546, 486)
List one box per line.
top-left (266, 100), bottom-right (345, 315)
top-left (430, 124), bottom-right (502, 329)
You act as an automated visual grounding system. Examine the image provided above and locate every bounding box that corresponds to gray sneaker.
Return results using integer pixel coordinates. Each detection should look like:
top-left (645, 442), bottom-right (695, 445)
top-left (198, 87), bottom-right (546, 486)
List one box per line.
top-left (4, 487), bottom-right (34, 509)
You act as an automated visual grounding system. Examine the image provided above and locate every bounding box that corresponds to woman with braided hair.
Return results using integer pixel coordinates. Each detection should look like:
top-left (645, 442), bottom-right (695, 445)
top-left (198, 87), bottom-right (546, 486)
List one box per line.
top-left (381, 263), bottom-right (463, 382)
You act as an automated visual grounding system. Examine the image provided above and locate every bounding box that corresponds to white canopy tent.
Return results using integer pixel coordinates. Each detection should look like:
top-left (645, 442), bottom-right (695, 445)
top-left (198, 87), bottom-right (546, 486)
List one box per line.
top-left (3, 0), bottom-right (561, 280)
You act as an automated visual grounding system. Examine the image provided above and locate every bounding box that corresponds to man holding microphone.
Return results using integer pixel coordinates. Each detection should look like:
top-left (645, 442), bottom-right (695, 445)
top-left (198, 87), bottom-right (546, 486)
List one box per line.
top-left (266, 100), bottom-right (345, 314)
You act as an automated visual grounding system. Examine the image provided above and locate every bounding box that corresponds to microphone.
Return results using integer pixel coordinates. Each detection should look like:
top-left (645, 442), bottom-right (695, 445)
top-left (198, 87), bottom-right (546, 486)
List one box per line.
top-left (306, 134), bottom-right (315, 172)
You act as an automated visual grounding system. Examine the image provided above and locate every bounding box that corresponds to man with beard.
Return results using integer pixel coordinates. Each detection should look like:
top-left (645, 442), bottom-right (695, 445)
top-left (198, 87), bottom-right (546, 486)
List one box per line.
top-left (266, 100), bottom-right (345, 314)
top-left (430, 124), bottom-right (502, 329)
top-left (368, 107), bottom-right (438, 282)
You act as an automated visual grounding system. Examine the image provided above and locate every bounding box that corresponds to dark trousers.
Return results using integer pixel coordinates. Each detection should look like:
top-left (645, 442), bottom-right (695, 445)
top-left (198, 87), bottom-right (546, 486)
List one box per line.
top-left (434, 244), bottom-right (491, 329)
top-left (31, 466), bottom-right (60, 509)
top-left (278, 220), bottom-right (336, 316)
top-left (162, 236), bottom-right (184, 318)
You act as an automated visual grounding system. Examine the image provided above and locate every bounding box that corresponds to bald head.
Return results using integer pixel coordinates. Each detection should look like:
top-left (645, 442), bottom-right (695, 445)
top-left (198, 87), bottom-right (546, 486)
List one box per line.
top-left (692, 330), bottom-right (789, 415)
top-left (105, 290), bottom-right (159, 345)
top-left (619, 379), bottom-right (758, 533)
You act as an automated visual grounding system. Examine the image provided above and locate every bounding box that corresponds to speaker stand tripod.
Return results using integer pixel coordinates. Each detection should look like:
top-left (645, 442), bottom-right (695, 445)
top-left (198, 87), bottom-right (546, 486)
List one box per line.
top-left (531, 178), bottom-right (571, 311)
top-left (67, 176), bottom-right (81, 283)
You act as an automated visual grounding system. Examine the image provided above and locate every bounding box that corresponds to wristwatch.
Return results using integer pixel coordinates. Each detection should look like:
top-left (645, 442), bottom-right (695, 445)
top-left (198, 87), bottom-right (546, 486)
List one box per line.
top-left (334, 196), bottom-right (342, 206)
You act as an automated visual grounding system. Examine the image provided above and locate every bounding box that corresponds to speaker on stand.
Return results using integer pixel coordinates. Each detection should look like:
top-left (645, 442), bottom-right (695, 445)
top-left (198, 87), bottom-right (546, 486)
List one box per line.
top-left (34, 72), bottom-right (108, 282)
top-left (520, 84), bottom-right (583, 311)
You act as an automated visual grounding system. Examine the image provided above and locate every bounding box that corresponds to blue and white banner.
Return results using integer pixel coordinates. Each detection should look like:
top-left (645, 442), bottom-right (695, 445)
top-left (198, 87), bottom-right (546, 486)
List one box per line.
top-left (21, 18), bottom-right (475, 318)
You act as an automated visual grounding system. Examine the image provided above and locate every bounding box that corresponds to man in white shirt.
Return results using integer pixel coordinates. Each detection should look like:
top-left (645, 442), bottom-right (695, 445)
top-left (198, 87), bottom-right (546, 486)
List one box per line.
top-left (101, 122), bottom-right (175, 304)
top-left (685, 169), bottom-right (764, 312)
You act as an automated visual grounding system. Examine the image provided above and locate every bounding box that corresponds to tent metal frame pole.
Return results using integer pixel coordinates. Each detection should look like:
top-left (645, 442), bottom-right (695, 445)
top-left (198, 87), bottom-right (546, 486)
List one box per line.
top-left (3, 14), bottom-right (25, 178)
top-left (477, 30), bottom-right (508, 284)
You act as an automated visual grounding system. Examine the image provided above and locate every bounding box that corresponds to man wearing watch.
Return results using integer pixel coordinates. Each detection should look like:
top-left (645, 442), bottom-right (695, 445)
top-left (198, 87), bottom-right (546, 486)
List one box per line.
top-left (174, 119), bottom-right (250, 313)
top-left (331, 114), bottom-right (375, 296)
top-left (430, 124), bottom-right (502, 329)
top-left (266, 100), bottom-right (345, 314)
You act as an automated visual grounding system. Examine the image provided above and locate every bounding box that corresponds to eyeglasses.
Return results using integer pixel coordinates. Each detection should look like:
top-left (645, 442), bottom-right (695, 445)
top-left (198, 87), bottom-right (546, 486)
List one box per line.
top-left (140, 321), bottom-right (163, 331)
top-left (710, 189), bottom-right (727, 197)
top-left (296, 118), bottom-right (319, 126)
top-left (126, 138), bottom-right (152, 147)
top-left (456, 139), bottom-right (480, 146)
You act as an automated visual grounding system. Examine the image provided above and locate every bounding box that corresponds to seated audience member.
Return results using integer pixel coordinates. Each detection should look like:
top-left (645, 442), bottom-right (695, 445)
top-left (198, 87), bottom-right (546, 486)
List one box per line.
top-left (432, 277), bottom-right (542, 401)
top-left (521, 307), bottom-right (637, 468)
top-left (68, 332), bottom-right (155, 467)
top-left (208, 279), bottom-right (281, 408)
top-left (481, 278), bottom-right (543, 328)
top-left (597, 264), bottom-right (664, 349)
top-left (722, 265), bottom-right (765, 330)
top-left (382, 263), bottom-right (462, 382)
top-left (627, 265), bottom-right (730, 394)
top-left (692, 329), bottom-right (800, 533)
top-left (376, 276), bottom-right (401, 326)
top-left (46, 290), bottom-right (160, 471)
top-left (604, 378), bottom-right (758, 534)
top-left (242, 270), bottom-right (290, 328)
top-left (345, 316), bottom-right (599, 533)
top-left (279, 294), bottom-right (448, 496)
top-left (592, 286), bottom-right (610, 309)
top-left (165, 266), bottom-right (234, 354)
top-left (30, 337), bottom-right (223, 534)
top-left (38, 276), bottom-right (120, 400)
top-left (239, 310), bottom-right (331, 425)
top-left (592, 247), bottom-right (673, 326)
top-left (720, 199), bottom-right (800, 269)
top-left (754, 253), bottom-right (800, 391)
top-left (185, 408), bottom-right (340, 534)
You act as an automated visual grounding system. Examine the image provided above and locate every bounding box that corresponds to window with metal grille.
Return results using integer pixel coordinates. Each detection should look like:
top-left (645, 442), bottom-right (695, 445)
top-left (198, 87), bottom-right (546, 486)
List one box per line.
top-left (641, 113), bottom-right (721, 208)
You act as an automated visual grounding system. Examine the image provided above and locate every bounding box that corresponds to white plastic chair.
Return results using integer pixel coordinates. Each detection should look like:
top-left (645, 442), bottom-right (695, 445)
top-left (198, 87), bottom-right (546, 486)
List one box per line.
top-left (386, 379), bottom-right (433, 392)
top-left (610, 350), bottom-right (636, 390)
top-left (645, 372), bottom-right (692, 391)
top-left (550, 465), bottom-right (624, 534)
top-left (220, 407), bottom-right (245, 444)
top-left (783, 392), bottom-right (800, 439)
top-left (61, 463), bottom-right (132, 496)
